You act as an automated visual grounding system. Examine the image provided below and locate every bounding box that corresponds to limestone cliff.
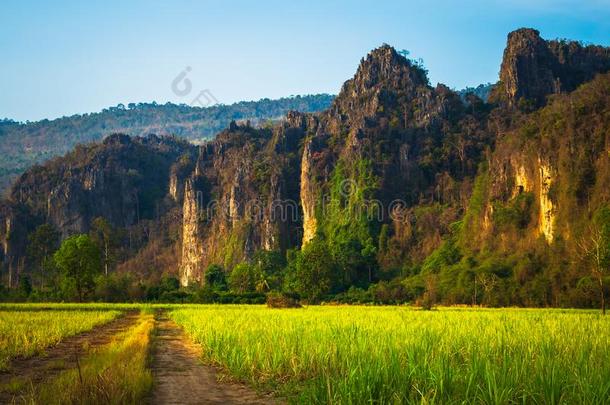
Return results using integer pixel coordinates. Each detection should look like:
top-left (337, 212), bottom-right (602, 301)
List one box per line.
top-left (293, 44), bottom-right (488, 268)
top-left (179, 177), bottom-right (204, 286)
top-left (177, 120), bottom-right (306, 286)
top-left (537, 159), bottom-right (556, 243)
top-left (496, 28), bottom-right (610, 108)
top-left (300, 140), bottom-right (317, 245)
top-left (0, 134), bottom-right (194, 282)
top-left (466, 72), bottom-right (610, 255)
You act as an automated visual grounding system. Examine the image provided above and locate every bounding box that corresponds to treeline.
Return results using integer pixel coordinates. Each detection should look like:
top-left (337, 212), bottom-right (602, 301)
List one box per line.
top-left (3, 204), bottom-right (608, 308)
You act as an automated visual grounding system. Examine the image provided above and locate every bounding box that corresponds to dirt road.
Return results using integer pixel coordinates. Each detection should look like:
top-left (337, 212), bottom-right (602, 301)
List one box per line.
top-left (150, 313), bottom-right (279, 405)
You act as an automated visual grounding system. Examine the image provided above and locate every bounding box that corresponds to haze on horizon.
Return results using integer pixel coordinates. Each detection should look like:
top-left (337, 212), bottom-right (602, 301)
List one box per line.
top-left (1, 0), bottom-right (609, 122)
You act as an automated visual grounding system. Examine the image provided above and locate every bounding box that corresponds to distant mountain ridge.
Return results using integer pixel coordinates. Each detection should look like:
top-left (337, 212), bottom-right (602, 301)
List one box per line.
top-left (0, 94), bottom-right (334, 194)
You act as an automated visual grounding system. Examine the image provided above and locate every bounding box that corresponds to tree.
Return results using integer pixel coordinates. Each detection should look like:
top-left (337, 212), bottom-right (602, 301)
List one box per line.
top-left (229, 263), bottom-right (257, 293)
top-left (251, 250), bottom-right (285, 292)
top-left (26, 223), bottom-right (60, 289)
top-left (90, 217), bottom-right (120, 276)
top-left (295, 238), bottom-right (337, 302)
top-left (421, 274), bottom-right (438, 310)
top-left (18, 274), bottom-right (32, 298)
top-left (204, 264), bottom-right (227, 291)
top-left (578, 206), bottom-right (610, 315)
top-left (53, 234), bottom-right (102, 302)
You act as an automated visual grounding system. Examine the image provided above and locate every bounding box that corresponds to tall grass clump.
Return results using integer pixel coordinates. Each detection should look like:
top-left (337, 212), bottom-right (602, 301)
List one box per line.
top-left (172, 306), bottom-right (610, 404)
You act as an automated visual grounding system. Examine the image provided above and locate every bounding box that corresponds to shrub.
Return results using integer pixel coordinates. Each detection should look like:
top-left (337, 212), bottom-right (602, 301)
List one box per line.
top-left (266, 292), bottom-right (302, 308)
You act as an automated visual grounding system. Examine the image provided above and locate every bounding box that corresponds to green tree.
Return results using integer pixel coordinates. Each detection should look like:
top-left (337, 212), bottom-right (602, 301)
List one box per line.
top-left (94, 273), bottom-right (131, 302)
top-left (53, 234), bottom-right (102, 302)
top-left (229, 263), bottom-right (257, 293)
top-left (26, 223), bottom-right (60, 289)
top-left (18, 275), bottom-right (32, 298)
top-left (90, 217), bottom-right (120, 276)
top-left (251, 250), bottom-right (285, 292)
top-left (323, 159), bottom-right (380, 289)
top-left (160, 276), bottom-right (180, 292)
top-left (295, 238), bottom-right (337, 302)
top-left (204, 264), bottom-right (227, 291)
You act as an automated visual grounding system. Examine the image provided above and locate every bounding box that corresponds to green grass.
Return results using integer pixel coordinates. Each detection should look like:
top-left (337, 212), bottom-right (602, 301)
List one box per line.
top-left (0, 308), bottom-right (120, 370)
top-left (2, 303), bottom-right (609, 404)
top-left (171, 306), bottom-right (610, 404)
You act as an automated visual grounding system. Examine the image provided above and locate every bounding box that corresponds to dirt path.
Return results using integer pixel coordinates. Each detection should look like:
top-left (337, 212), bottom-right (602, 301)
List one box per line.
top-left (150, 313), bottom-right (280, 405)
top-left (0, 311), bottom-right (140, 403)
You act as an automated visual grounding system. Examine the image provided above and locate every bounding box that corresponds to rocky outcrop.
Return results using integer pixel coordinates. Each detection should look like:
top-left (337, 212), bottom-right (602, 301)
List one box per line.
top-left (488, 154), bottom-right (557, 243)
top-left (8, 134), bottom-right (191, 236)
top-left (300, 140), bottom-right (317, 245)
top-left (0, 134), bottom-right (193, 281)
top-left (498, 28), bottom-right (610, 107)
top-left (169, 155), bottom-right (195, 203)
top-left (537, 159), bottom-right (556, 243)
top-left (179, 177), bottom-right (204, 286)
top-left (176, 120), bottom-right (307, 286)
top-left (2, 29), bottom-right (609, 293)
top-left (293, 43), bottom-right (485, 266)
top-left (471, 71), bottom-right (610, 256)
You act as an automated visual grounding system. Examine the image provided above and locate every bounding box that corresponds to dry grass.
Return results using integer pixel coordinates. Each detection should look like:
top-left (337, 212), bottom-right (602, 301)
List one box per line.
top-left (26, 312), bottom-right (155, 405)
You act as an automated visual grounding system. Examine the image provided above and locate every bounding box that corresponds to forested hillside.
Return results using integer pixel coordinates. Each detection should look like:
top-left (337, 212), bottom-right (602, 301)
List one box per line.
top-left (0, 94), bottom-right (334, 194)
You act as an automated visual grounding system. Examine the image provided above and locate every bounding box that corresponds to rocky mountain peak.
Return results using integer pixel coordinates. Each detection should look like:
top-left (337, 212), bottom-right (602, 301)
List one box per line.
top-left (349, 44), bottom-right (428, 96)
top-left (498, 27), bottom-right (610, 108)
top-left (325, 44), bottom-right (433, 133)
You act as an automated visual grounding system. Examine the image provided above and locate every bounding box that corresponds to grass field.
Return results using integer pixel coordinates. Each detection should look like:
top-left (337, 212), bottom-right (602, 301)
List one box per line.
top-left (0, 308), bottom-right (120, 370)
top-left (1, 304), bottom-right (609, 404)
top-left (171, 306), bottom-right (610, 404)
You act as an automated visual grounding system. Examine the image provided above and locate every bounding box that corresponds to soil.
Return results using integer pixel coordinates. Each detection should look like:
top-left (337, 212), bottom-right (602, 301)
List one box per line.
top-left (150, 313), bottom-right (281, 405)
top-left (0, 311), bottom-right (140, 403)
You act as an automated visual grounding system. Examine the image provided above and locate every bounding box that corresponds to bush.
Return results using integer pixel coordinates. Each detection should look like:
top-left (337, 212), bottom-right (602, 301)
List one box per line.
top-left (229, 263), bottom-right (257, 293)
top-left (266, 292), bottom-right (302, 308)
top-left (204, 264), bottom-right (227, 291)
top-left (334, 287), bottom-right (373, 304)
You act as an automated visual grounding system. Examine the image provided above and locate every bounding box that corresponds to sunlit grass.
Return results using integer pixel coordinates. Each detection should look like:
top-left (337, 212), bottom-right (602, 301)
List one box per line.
top-left (171, 306), bottom-right (610, 404)
top-left (29, 312), bottom-right (155, 404)
top-left (0, 309), bottom-right (120, 370)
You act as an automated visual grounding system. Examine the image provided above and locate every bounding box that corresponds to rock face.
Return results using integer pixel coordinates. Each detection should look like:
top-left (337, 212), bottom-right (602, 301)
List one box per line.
top-left (0, 134), bottom-right (194, 281)
top-left (537, 159), bottom-right (556, 243)
top-left (300, 140), bottom-right (317, 245)
top-left (179, 177), bottom-right (204, 286)
top-left (498, 28), bottom-right (610, 107)
top-left (289, 44), bottom-right (488, 269)
top-left (469, 71), bottom-right (610, 257)
top-left (177, 120), bottom-right (306, 286)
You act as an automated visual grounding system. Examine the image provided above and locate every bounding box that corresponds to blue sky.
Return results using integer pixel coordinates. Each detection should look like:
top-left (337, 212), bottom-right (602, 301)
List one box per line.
top-left (1, 0), bottom-right (609, 122)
